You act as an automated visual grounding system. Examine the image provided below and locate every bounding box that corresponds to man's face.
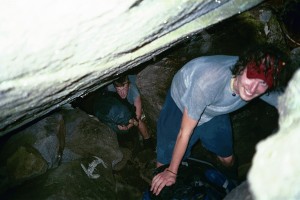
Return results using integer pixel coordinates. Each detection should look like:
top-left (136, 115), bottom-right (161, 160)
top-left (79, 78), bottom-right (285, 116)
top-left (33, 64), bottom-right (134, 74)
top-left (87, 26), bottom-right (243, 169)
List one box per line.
top-left (115, 83), bottom-right (129, 99)
top-left (235, 67), bottom-right (269, 101)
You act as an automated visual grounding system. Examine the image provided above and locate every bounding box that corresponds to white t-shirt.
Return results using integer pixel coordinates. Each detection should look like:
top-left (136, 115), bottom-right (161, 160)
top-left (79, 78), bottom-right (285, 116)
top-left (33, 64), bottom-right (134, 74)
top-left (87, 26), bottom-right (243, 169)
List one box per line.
top-left (170, 55), bottom-right (279, 126)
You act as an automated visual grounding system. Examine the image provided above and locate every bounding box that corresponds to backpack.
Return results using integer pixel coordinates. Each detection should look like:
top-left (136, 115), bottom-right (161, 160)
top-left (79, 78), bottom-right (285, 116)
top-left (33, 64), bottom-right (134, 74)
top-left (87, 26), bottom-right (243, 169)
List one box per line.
top-left (143, 158), bottom-right (237, 200)
top-left (93, 91), bottom-right (136, 134)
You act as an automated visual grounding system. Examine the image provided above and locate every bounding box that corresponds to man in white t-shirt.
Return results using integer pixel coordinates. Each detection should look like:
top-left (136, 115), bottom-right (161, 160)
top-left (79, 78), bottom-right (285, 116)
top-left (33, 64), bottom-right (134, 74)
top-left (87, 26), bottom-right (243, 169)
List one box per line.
top-left (151, 44), bottom-right (291, 195)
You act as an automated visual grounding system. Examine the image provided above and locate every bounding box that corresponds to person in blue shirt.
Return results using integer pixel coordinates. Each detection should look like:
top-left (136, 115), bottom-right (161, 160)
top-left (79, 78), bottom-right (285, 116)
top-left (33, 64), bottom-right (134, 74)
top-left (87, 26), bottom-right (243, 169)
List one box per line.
top-left (107, 75), bottom-right (154, 149)
top-left (151, 44), bottom-right (291, 195)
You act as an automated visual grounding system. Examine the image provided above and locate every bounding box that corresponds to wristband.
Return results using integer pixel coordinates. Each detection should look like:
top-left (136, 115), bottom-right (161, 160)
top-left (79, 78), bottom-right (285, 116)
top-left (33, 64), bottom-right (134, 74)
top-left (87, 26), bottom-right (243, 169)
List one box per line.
top-left (166, 168), bottom-right (177, 176)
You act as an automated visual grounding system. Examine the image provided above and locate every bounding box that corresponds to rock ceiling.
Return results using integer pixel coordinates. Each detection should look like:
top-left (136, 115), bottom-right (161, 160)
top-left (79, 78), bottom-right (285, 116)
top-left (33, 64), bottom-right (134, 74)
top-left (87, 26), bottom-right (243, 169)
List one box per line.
top-left (0, 0), bottom-right (266, 135)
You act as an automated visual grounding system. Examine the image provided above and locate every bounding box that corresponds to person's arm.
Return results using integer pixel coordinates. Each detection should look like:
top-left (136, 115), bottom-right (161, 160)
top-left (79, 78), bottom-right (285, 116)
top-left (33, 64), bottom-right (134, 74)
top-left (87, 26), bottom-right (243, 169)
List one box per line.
top-left (133, 95), bottom-right (143, 120)
top-left (134, 95), bottom-right (151, 139)
top-left (151, 108), bottom-right (198, 196)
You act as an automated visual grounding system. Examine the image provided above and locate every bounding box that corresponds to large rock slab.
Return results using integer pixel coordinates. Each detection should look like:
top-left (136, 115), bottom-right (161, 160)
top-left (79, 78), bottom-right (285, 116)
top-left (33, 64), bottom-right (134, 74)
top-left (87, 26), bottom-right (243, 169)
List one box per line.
top-left (0, 107), bottom-right (124, 198)
top-left (2, 159), bottom-right (117, 200)
top-left (0, 0), bottom-right (263, 135)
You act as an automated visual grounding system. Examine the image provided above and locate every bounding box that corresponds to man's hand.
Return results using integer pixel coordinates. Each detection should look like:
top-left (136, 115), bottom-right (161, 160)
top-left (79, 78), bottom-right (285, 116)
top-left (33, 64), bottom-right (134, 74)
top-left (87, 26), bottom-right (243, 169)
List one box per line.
top-left (150, 168), bottom-right (177, 196)
top-left (117, 118), bottom-right (137, 131)
top-left (117, 125), bottom-right (129, 131)
top-left (129, 118), bottom-right (139, 126)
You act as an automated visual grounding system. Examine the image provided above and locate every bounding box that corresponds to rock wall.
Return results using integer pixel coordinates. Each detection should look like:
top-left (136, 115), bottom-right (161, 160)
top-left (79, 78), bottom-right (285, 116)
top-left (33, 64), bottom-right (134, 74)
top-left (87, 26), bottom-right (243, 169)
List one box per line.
top-left (0, 0), bottom-right (263, 135)
top-left (248, 67), bottom-right (300, 199)
top-left (0, 107), bottom-right (124, 199)
top-left (1, 1), bottom-right (299, 199)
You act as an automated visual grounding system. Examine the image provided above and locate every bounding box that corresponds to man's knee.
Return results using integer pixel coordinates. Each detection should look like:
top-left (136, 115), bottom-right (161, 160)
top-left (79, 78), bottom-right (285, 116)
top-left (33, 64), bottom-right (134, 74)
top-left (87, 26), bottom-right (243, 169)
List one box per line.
top-left (217, 155), bottom-right (239, 180)
top-left (217, 155), bottom-right (234, 167)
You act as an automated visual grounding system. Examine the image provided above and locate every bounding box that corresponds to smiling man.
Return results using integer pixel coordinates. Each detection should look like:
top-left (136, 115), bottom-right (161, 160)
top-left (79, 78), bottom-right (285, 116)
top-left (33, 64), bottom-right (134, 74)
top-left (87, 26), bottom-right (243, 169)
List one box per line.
top-left (151, 44), bottom-right (290, 196)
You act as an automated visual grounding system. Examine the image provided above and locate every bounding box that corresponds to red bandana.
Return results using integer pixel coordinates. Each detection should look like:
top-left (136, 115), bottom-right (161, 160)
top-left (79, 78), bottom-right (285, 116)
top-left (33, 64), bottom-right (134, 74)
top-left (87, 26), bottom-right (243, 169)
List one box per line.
top-left (246, 55), bottom-right (285, 88)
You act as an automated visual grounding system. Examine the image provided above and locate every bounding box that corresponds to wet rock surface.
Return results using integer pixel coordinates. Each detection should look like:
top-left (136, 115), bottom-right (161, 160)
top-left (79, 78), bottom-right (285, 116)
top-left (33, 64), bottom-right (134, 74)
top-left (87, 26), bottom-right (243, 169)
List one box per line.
top-left (0, 58), bottom-right (280, 200)
top-left (0, 2), bottom-right (299, 199)
top-left (1, 0), bottom-right (264, 136)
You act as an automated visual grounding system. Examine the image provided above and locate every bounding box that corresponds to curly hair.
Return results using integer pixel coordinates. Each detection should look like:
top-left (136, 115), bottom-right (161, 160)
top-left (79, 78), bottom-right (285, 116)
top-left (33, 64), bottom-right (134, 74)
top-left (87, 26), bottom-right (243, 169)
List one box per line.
top-left (231, 44), bottom-right (290, 91)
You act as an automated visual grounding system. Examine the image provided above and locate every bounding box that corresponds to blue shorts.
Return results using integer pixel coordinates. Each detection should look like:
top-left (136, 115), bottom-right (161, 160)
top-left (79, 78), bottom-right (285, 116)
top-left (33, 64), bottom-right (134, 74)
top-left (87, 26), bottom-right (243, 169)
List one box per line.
top-left (157, 91), bottom-right (233, 164)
